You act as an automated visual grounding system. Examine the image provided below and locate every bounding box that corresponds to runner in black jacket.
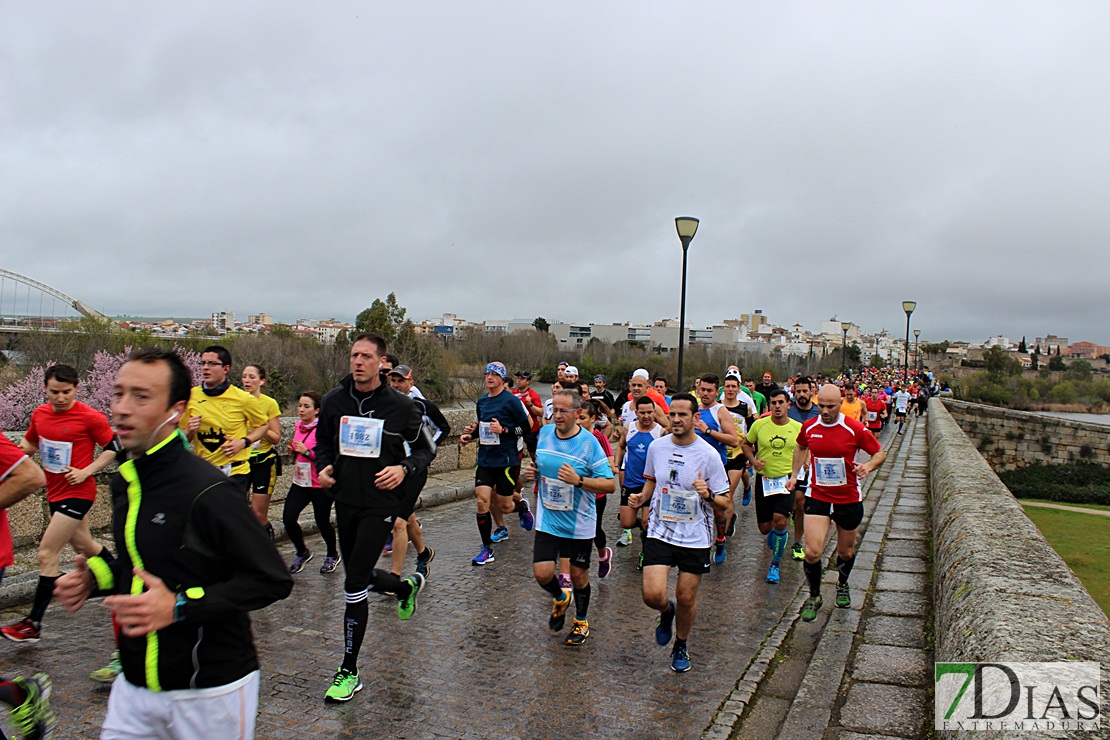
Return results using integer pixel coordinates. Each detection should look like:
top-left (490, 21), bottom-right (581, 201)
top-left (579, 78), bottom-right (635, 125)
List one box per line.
top-left (315, 333), bottom-right (435, 703)
top-left (55, 347), bottom-right (292, 738)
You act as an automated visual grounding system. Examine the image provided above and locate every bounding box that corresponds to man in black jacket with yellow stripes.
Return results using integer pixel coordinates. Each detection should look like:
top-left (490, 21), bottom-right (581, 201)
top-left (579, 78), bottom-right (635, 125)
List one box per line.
top-left (55, 347), bottom-right (292, 738)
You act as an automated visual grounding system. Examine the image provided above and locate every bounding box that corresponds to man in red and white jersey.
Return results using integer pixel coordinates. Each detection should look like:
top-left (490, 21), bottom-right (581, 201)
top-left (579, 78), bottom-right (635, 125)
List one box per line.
top-left (786, 384), bottom-right (886, 623)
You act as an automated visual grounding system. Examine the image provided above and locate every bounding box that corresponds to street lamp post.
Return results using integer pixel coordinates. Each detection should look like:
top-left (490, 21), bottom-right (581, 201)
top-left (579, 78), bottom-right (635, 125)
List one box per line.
top-left (675, 217), bottom-right (699, 391)
top-left (841, 321), bottom-right (851, 376)
top-left (902, 300), bottom-right (917, 381)
top-left (914, 329), bottom-right (921, 373)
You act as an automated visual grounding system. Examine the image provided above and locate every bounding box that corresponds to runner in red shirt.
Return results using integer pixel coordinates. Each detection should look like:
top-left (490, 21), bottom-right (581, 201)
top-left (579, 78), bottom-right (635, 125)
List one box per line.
top-left (3, 365), bottom-right (120, 647)
top-left (787, 384), bottom-right (886, 622)
top-left (0, 433), bottom-right (56, 736)
top-left (863, 389), bottom-right (887, 434)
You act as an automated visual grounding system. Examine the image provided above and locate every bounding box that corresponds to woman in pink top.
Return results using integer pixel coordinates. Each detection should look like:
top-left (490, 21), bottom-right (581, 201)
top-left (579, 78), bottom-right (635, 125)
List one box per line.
top-left (582, 401), bottom-right (616, 579)
top-left (282, 391), bottom-right (340, 575)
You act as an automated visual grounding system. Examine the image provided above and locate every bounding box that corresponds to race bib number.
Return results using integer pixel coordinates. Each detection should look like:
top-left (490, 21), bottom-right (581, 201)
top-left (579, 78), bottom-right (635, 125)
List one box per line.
top-left (659, 487), bottom-right (699, 523)
top-left (542, 476), bottom-right (574, 511)
top-left (478, 422), bottom-right (499, 446)
top-left (294, 461), bottom-right (313, 487)
top-left (762, 475), bottom-right (789, 496)
top-left (814, 457), bottom-right (847, 487)
top-left (39, 438), bottom-right (73, 474)
top-left (339, 416), bottom-right (384, 458)
top-left (868, 411), bottom-right (878, 422)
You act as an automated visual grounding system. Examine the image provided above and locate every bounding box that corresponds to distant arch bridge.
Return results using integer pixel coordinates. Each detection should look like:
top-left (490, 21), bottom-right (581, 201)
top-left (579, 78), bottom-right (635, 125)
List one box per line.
top-left (0, 269), bottom-right (108, 330)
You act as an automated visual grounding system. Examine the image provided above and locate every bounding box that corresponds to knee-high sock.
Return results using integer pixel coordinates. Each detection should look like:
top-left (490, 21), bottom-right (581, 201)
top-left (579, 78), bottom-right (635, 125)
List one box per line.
top-left (804, 560), bottom-right (822, 597)
top-left (476, 512), bottom-right (492, 546)
top-left (29, 576), bottom-right (57, 624)
top-left (837, 554), bottom-right (856, 585)
top-left (540, 577), bottom-right (564, 599)
top-left (771, 528), bottom-right (789, 564)
top-left (341, 592), bottom-right (369, 673)
top-left (573, 583), bottom-right (591, 620)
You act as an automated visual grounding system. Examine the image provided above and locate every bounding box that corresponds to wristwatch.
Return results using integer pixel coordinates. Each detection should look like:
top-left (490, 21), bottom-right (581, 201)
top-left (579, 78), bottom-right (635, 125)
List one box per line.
top-left (174, 592), bottom-right (188, 623)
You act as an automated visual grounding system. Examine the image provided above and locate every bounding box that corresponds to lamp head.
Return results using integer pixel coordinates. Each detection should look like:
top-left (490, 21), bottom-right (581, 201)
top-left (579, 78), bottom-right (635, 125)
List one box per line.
top-left (841, 322), bottom-right (851, 332)
top-left (675, 216), bottom-right (699, 241)
top-left (902, 300), bottom-right (917, 315)
top-left (914, 329), bottom-right (921, 338)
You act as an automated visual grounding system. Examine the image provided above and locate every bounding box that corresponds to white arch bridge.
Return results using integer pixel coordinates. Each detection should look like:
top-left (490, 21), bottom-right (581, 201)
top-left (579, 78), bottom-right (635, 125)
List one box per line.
top-left (0, 269), bottom-right (108, 330)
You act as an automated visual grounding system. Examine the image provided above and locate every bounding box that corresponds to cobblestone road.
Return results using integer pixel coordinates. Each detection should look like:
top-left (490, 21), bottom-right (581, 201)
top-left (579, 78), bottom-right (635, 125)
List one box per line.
top-left (1, 492), bottom-right (813, 738)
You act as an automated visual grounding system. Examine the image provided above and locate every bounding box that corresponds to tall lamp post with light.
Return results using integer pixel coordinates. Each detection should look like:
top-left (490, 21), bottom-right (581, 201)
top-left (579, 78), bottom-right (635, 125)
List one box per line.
top-left (675, 217), bottom-right (699, 391)
top-left (841, 321), bottom-right (851, 376)
top-left (914, 329), bottom-right (921, 373)
top-left (902, 300), bottom-right (917, 381)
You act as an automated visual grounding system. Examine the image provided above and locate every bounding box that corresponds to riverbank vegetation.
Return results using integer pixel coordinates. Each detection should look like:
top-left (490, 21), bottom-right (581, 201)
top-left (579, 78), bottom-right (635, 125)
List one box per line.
top-left (954, 347), bottom-right (1110, 412)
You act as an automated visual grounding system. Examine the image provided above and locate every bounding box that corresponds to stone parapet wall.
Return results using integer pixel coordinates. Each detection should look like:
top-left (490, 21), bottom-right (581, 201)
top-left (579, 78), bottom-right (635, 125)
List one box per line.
top-left (928, 398), bottom-right (1110, 730)
top-left (942, 399), bottom-right (1109, 471)
top-left (3, 407), bottom-right (480, 546)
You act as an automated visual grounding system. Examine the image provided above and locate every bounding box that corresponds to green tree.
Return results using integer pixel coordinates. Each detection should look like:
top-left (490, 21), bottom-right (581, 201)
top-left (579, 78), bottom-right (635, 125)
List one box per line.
top-left (355, 293), bottom-right (407, 343)
top-left (1018, 336), bottom-right (1027, 353)
top-left (1066, 359), bottom-right (1093, 382)
top-left (983, 346), bottom-right (1021, 380)
top-left (869, 353), bottom-right (885, 369)
top-left (1048, 353), bottom-right (1066, 372)
top-left (533, 316), bottom-right (550, 333)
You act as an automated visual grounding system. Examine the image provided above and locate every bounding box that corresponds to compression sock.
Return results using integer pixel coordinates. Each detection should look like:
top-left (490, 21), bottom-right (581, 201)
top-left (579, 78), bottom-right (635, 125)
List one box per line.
top-left (476, 512), bottom-right (492, 546)
top-left (804, 560), bottom-right (822, 597)
top-left (771, 528), bottom-right (789, 564)
top-left (837, 554), bottom-right (856, 584)
top-left (28, 575), bottom-right (57, 624)
top-left (341, 595), bottom-right (369, 673)
top-left (540, 577), bottom-right (564, 599)
top-left (573, 583), bottom-right (591, 620)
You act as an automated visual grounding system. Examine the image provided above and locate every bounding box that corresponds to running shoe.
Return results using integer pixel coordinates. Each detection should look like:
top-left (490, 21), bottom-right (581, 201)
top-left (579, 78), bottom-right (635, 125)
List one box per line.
top-left (1, 618), bottom-right (41, 643)
top-left (324, 668), bottom-right (362, 703)
top-left (791, 542), bottom-right (805, 561)
top-left (670, 644), bottom-right (691, 673)
top-left (835, 583), bottom-right (851, 608)
top-left (713, 539), bottom-right (727, 565)
top-left (655, 599), bottom-right (676, 646)
top-left (415, 546), bottom-right (435, 578)
top-left (766, 563), bottom-right (780, 584)
top-left (725, 513), bottom-right (737, 538)
top-left (9, 673), bottom-right (55, 739)
top-left (320, 555), bottom-right (341, 574)
top-left (617, 529), bottom-right (633, 547)
top-left (397, 574), bottom-right (425, 621)
top-left (801, 595), bottom-right (823, 622)
top-left (597, 547), bottom-right (614, 579)
top-left (382, 534), bottom-right (393, 554)
top-left (558, 573), bottom-right (573, 590)
top-left (518, 499), bottom-right (535, 531)
top-left (637, 551), bottom-right (644, 571)
top-left (89, 651), bottom-right (122, 683)
top-left (549, 589), bottom-right (572, 632)
top-left (565, 619), bottom-right (589, 647)
top-left (471, 545), bottom-right (495, 566)
top-left (491, 526), bottom-right (509, 543)
top-left (290, 551), bottom-right (313, 574)
top-left (741, 488), bottom-right (752, 506)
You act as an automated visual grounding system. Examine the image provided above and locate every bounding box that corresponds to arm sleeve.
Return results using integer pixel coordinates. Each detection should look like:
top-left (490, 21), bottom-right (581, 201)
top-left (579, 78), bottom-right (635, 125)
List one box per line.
top-left (182, 483), bottom-right (293, 620)
top-left (314, 398), bottom-right (337, 473)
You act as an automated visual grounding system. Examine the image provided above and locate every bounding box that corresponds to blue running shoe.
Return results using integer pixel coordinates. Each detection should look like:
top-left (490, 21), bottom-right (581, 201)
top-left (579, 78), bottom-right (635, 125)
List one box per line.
top-left (766, 563), bottom-right (780, 584)
top-left (655, 599), bottom-right (676, 646)
top-left (518, 499), bottom-right (535, 531)
top-left (671, 644), bottom-right (691, 673)
top-left (490, 526), bottom-right (508, 543)
top-left (713, 539), bottom-right (727, 565)
top-left (471, 545), bottom-right (495, 566)
top-left (741, 488), bottom-right (752, 506)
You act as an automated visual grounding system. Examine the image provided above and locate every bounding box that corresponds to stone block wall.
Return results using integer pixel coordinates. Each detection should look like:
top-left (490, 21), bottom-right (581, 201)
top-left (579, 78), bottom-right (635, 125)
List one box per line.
top-left (928, 398), bottom-right (1110, 722)
top-left (3, 405), bottom-right (481, 546)
top-left (942, 399), bottom-right (1109, 471)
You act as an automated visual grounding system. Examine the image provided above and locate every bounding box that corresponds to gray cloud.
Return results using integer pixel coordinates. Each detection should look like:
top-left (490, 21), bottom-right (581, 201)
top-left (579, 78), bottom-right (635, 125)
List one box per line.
top-left (2, 1), bottom-right (1107, 344)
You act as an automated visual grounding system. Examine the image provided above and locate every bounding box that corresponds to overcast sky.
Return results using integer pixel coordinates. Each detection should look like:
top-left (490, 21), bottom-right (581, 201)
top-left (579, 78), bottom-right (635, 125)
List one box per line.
top-left (2, 2), bottom-right (1107, 345)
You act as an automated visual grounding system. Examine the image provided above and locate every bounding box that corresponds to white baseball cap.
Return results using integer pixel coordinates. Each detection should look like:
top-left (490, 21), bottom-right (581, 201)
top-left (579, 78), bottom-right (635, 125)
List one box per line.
top-left (632, 368), bottom-right (650, 380)
top-left (564, 365), bottom-right (579, 376)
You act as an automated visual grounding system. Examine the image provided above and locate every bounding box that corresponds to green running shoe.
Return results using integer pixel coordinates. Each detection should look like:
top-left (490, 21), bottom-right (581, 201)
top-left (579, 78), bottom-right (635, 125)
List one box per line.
top-left (791, 542), bottom-right (805, 561)
top-left (324, 668), bottom-right (362, 703)
top-left (801, 595), bottom-right (823, 622)
top-left (835, 583), bottom-right (851, 608)
top-left (10, 673), bottom-right (56, 739)
top-left (89, 651), bottom-right (122, 683)
top-left (398, 574), bottom-right (425, 621)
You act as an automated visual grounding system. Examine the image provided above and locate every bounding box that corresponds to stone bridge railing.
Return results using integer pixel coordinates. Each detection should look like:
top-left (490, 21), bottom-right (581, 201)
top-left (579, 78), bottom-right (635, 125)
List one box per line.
top-left (928, 398), bottom-right (1110, 711)
top-left (3, 407), bottom-right (480, 548)
top-left (942, 398), bottom-right (1109, 471)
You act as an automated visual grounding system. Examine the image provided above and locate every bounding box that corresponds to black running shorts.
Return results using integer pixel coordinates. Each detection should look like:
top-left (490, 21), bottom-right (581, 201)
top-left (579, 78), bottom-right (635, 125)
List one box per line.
top-left (642, 536), bottom-right (711, 575)
top-left (803, 497), bottom-right (864, 531)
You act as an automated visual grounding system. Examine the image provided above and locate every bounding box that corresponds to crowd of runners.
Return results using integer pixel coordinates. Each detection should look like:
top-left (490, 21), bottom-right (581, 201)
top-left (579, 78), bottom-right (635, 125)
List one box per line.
top-left (0, 337), bottom-right (940, 737)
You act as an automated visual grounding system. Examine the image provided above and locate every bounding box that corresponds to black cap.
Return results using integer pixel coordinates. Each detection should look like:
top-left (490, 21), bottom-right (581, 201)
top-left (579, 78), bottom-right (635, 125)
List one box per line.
top-left (515, 370), bottom-right (532, 379)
